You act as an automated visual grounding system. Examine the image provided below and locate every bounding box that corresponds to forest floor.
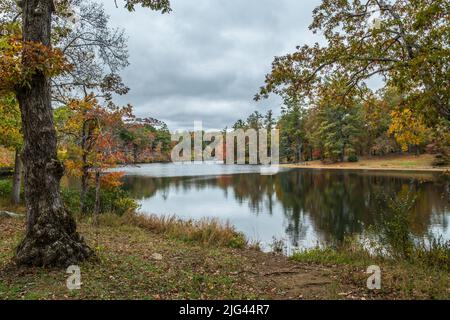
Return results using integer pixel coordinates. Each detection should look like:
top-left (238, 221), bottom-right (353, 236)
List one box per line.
top-left (0, 213), bottom-right (448, 300)
top-left (281, 154), bottom-right (449, 172)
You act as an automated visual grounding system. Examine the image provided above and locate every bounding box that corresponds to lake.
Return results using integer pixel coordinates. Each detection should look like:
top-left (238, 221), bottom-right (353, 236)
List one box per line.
top-left (119, 163), bottom-right (450, 252)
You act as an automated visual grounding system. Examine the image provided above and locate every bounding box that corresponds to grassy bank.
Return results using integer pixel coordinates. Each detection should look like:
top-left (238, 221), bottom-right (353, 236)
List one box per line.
top-left (281, 154), bottom-right (450, 172)
top-left (122, 213), bottom-right (248, 249)
top-left (0, 214), bottom-right (335, 300)
top-left (0, 211), bottom-right (448, 300)
top-left (291, 243), bottom-right (449, 300)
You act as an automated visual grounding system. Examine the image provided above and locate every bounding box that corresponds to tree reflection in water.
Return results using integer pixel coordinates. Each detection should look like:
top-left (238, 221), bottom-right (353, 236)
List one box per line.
top-left (122, 169), bottom-right (449, 249)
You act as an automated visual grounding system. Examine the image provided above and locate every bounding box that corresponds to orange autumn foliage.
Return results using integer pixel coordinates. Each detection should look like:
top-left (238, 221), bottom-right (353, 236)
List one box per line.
top-left (0, 33), bottom-right (71, 95)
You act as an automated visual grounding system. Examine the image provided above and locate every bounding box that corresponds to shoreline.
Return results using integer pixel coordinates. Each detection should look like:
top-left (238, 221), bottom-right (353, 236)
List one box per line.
top-left (1, 213), bottom-right (448, 300)
top-left (279, 154), bottom-right (449, 173)
top-left (280, 164), bottom-right (449, 173)
top-left (1, 214), bottom-right (448, 300)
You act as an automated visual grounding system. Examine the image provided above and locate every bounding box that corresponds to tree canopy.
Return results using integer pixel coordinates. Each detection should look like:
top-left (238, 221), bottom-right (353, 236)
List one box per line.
top-left (256, 0), bottom-right (449, 124)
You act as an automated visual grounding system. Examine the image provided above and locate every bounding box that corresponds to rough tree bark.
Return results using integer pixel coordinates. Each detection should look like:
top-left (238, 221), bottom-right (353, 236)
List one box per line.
top-left (11, 148), bottom-right (22, 205)
top-left (14, 0), bottom-right (91, 267)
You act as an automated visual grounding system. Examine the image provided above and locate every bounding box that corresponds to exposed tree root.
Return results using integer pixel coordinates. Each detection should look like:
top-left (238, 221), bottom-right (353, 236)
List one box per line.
top-left (14, 208), bottom-right (92, 268)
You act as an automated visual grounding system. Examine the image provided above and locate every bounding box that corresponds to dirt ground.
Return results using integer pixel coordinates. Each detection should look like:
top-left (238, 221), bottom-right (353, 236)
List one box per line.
top-left (0, 216), bottom-right (368, 300)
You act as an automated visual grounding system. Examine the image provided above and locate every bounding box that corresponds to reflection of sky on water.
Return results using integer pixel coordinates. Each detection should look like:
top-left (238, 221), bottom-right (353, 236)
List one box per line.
top-left (112, 163), bottom-right (289, 178)
top-left (121, 164), bottom-right (450, 252)
top-left (138, 186), bottom-right (322, 250)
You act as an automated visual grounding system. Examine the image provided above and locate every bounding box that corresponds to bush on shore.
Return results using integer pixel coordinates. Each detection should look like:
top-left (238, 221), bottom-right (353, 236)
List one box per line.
top-left (0, 179), bottom-right (12, 198)
top-left (61, 186), bottom-right (139, 217)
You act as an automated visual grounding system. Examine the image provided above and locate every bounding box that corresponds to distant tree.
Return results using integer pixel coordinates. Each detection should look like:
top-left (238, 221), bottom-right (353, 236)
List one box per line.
top-left (0, 94), bottom-right (22, 204)
top-left (120, 117), bottom-right (169, 163)
top-left (232, 119), bottom-right (247, 130)
top-left (361, 92), bottom-right (395, 156)
top-left (314, 81), bottom-right (365, 162)
top-left (153, 122), bottom-right (171, 156)
top-left (246, 111), bottom-right (264, 130)
top-left (277, 99), bottom-right (307, 162)
top-left (263, 110), bottom-right (276, 131)
top-left (388, 108), bottom-right (430, 154)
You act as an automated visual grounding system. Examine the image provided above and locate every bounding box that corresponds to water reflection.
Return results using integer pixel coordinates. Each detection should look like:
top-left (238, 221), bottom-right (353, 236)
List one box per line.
top-left (122, 166), bottom-right (449, 251)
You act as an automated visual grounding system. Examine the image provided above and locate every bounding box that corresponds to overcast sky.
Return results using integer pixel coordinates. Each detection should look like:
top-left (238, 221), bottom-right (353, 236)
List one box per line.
top-left (103, 0), bottom-right (323, 131)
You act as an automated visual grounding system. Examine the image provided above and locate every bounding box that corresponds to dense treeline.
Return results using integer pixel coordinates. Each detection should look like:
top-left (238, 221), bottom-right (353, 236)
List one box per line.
top-left (253, 0), bottom-right (449, 165)
top-left (235, 85), bottom-right (445, 164)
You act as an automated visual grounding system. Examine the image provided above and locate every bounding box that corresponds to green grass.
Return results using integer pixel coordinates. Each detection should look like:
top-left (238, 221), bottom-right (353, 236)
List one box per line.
top-left (1, 205), bottom-right (448, 300)
top-left (0, 216), bottom-right (272, 300)
top-left (291, 247), bottom-right (374, 266)
top-left (291, 244), bottom-right (449, 300)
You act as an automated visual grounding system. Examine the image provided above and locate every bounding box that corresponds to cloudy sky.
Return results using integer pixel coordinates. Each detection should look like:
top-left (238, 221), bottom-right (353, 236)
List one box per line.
top-left (103, 0), bottom-right (323, 131)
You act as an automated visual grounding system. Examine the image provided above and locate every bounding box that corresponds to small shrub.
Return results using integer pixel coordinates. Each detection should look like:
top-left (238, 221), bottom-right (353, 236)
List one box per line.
top-left (61, 187), bottom-right (81, 215)
top-left (228, 233), bottom-right (247, 249)
top-left (269, 237), bottom-right (285, 253)
top-left (111, 196), bottom-right (140, 216)
top-left (413, 238), bottom-right (450, 271)
top-left (291, 237), bottom-right (373, 266)
top-left (374, 192), bottom-right (416, 260)
top-left (61, 186), bottom-right (139, 216)
top-left (432, 154), bottom-right (449, 166)
top-left (0, 179), bottom-right (12, 198)
top-left (347, 154), bottom-right (359, 162)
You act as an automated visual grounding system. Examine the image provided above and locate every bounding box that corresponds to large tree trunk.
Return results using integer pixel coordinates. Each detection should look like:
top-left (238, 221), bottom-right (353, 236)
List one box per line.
top-left (11, 148), bottom-right (22, 205)
top-left (14, 0), bottom-right (91, 268)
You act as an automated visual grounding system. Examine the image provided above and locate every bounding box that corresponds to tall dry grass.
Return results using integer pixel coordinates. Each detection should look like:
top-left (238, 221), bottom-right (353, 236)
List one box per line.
top-left (100, 212), bottom-right (248, 249)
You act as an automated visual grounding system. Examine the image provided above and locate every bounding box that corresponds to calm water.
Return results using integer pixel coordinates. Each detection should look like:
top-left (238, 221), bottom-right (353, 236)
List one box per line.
top-left (120, 163), bottom-right (450, 251)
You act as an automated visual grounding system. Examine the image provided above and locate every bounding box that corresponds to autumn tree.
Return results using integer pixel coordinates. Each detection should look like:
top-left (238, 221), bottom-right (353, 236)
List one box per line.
top-left (0, 0), bottom-right (171, 268)
top-left (120, 117), bottom-right (169, 163)
top-left (256, 0), bottom-right (449, 131)
top-left (78, 101), bottom-right (130, 224)
top-left (55, 94), bottom-right (132, 215)
top-left (388, 108), bottom-right (430, 154)
top-left (0, 94), bottom-right (22, 204)
top-left (1, 0), bottom-right (130, 211)
top-left (1, 0), bottom-right (131, 105)
top-left (361, 91), bottom-right (395, 156)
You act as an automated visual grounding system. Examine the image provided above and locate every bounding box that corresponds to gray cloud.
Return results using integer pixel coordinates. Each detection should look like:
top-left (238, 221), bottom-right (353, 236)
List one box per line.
top-left (103, 0), bottom-right (322, 130)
